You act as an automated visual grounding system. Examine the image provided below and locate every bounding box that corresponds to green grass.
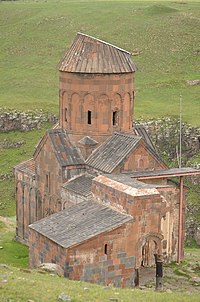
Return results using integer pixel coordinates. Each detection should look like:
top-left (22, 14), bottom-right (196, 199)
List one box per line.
top-left (0, 0), bottom-right (199, 124)
top-left (0, 122), bottom-right (51, 175)
top-left (0, 179), bottom-right (15, 216)
top-left (0, 231), bottom-right (28, 268)
top-left (0, 210), bottom-right (199, 301)
top-left (0, 2), bottom-right (199, 299)
top-left (0, 265), bottom-right (200, 302)
top-left (0, 123), bottom-right (51, 216)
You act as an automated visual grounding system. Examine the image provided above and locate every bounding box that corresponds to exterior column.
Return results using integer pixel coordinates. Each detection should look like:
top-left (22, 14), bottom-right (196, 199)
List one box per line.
top-left (155, 254), bottom-right (163, 291)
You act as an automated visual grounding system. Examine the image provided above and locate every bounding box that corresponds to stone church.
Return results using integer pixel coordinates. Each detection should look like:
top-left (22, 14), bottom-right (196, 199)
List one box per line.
top-left (14, 33), bottom-right (200, 287)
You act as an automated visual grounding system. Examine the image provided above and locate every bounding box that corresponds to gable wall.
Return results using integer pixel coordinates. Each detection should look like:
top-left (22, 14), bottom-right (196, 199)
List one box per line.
top-left (29, 228), bottom-right (66, 273)
top-left (34, 136), bottom-right (62, 218)
top-left (116, 144), bottom-right (165, 173)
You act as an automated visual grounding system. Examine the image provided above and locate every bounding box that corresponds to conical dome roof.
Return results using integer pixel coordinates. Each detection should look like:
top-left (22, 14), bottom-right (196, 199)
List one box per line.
top-left (59, 33), bottom-right (136, 74)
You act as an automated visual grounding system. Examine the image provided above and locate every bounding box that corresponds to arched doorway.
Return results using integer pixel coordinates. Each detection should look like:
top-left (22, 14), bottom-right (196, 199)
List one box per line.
top-left (136, 233), bottom-right (163, 268)
top-left (141, 239), bottom-right (158, 267)
top-left (135, 233), bottom-right (163, 287)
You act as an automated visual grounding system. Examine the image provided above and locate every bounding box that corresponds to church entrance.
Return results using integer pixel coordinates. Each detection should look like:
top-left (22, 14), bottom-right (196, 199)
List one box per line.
top-left (141, 239), bottom-right (158, 267)
top-left (135, 233), bottom-right (163, 288)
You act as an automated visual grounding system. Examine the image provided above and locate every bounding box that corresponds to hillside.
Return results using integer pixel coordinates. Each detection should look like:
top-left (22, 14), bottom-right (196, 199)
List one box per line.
top-left (0, 0), bottom-right (199, 124)
top-left (0, 218), bottom-right (200, 301)
top-left (0, 1), bottom-right (200, 300)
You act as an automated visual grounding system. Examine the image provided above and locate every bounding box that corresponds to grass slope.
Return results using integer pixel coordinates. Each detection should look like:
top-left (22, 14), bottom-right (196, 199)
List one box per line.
top-left (0, 220), bottom-right (28, 268)
top-left (0, 123), bottom-right (51, 216)
top-left (0, 0), bottom-right (199, 124)
top-left (1, 266), bottom-right (199, 302)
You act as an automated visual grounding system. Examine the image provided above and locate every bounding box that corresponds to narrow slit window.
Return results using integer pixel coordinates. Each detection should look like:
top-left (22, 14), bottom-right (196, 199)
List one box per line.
top-left (45, 173), bottom-right (50, 193)
top-left (104, 244), bottom-right (108, 255)
top-left (45, 174), bottom-right (49, 188)
top-left (113, 111), bottom-right (118, 126)
top-left (88, 110), bottom-right (92, 125)
top-left (65, 108), bottom-right (68, 122)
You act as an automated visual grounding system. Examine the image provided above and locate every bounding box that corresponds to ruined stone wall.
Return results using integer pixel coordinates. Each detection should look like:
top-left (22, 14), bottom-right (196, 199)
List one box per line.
top-left (136, 118), bottom-right (200, 166)
top-left (157, 186), bottom-right (183, 262)
top-left (62, 165), bottom-right (86, 183)
top-left (92, 176), bottom-right (180, 263)
top-left (0, 109), bottom-right (58, 132)
top-left (92, 177), bottom-right (134, 213)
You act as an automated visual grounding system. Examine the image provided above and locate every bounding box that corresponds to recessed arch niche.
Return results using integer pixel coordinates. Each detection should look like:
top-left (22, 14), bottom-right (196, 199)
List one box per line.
top-left (70, 93), bottom-right (82, 131)
top-left (97, 94), bottom-right (109, 132)
top-left (83, 93), bottom-right (95, 130)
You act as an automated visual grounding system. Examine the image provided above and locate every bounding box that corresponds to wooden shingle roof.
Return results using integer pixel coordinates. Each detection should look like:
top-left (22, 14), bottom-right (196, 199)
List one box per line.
top-left (59, 33), bottom-right (136, 74)
top-left (29, 201), bottom-right (133, 248)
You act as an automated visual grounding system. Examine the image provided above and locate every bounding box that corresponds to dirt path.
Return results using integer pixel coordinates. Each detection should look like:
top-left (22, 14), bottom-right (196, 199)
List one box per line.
top-left (139, 263), bottom-right (200, 293)
top-left (0, 216), bottom-right (16, 232)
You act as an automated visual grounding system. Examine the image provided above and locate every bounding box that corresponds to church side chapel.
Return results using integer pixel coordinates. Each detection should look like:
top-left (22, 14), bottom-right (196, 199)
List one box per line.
top-left (14, 33), bottom-right (200, 288)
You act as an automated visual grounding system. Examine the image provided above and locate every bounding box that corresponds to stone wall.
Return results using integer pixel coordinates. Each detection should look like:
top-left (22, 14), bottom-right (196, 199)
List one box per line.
top-left (136, 118), bottom-right (200, 245)
top-left (29, 223), bottom-right (136, 288)
top-left (136, 117), bottom-right (200, 166)
top-left (0, 109), bottom-right (58, 132)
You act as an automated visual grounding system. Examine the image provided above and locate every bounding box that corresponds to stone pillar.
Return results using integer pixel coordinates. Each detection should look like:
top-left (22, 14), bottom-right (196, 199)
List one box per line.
top-left (155, 254), bottom-right (163, 291)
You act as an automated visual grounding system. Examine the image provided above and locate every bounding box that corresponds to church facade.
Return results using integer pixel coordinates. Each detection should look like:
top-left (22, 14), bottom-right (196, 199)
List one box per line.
top-left (14, 33), bottom-right (199, 287)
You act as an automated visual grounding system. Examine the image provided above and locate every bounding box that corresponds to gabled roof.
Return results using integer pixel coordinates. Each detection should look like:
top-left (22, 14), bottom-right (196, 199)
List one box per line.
top-left (14, 158), bottom-right (35, 177)
top-left (59, 33), bottom-right (136, 74)
top-left (62, 173), bottom-right (94, 197)
top-left (86, 132), bottom-right (141, 173)
top-left (135, 125), bottom-right (167, 168)
top-left (135, 125), bottom-right (157, 154)
top-left (34, 128), bottom-right (85, 167)
top-left (29, 201), bottom-right (133, 249)
top-left (48, 129), bottom-right (85, 167)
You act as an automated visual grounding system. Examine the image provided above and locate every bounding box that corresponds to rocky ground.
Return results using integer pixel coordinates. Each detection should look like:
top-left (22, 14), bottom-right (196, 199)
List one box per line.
top-left (139, 263), bottom-right (200, 294)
